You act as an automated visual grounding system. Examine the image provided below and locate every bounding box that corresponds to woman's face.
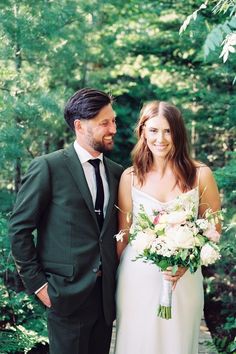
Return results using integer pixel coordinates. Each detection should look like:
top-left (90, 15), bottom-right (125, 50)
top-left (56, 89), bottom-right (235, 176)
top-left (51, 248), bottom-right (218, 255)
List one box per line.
top-left (144, 116), bottom-right (173, 158)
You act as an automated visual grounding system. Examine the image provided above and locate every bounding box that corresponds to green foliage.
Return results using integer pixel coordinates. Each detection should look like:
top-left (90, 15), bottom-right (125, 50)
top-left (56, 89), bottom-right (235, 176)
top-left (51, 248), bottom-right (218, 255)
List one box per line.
top-left (0, 214), bottom-right (48, 353)
top-left (180, 0), bottom-right (236, 74)
top-left (179, 2), bottom-right (208, 35)
top-left (0, 325), bottom-right (48, 354)
top-left (204, 221), bottom-right (236, 353)
top-left (0, 0), bottom-right (235, 352)
top-left (179, 13), bottom-right (235, 350)
top-left (213, 316), bottom-right (236, 353)
top-left (215, 152), bottom-right (236, 211)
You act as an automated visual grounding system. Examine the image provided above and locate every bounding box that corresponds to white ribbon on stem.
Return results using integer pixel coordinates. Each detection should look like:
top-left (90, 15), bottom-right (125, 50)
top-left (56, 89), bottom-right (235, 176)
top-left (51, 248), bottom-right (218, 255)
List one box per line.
top-left (158, 276), bottom-right (173, 319)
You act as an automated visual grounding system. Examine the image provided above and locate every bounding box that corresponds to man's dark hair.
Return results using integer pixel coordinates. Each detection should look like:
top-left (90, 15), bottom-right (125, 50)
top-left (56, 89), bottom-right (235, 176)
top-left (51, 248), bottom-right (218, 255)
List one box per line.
top-left (64, 88), bottom-right (113, 130)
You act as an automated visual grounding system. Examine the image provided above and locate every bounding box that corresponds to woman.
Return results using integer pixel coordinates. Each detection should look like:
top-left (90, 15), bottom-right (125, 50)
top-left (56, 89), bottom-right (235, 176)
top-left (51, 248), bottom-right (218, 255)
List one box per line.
top-left (114, 101), bottom-right (221, 354)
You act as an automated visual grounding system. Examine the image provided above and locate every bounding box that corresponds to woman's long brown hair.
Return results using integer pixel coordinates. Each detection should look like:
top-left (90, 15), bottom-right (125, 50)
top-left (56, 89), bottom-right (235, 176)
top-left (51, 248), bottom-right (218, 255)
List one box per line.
top-left (131, 101), bottom-right (196, 191)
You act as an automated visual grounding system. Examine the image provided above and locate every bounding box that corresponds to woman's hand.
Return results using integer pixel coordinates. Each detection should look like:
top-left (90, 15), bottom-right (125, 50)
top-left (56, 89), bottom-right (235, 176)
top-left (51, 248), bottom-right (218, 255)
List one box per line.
top-left (162, 266), bottom-right (187, 290)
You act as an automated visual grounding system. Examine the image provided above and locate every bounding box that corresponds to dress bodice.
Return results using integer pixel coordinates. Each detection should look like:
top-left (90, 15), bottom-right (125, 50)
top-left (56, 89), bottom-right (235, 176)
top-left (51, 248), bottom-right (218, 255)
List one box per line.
top-left (132, 186), bottom-right (199, 222)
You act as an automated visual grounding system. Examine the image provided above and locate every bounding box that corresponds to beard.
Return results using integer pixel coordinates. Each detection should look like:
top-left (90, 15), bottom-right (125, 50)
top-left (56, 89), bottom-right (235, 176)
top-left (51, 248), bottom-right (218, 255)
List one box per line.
top-left (88, 136), bottom-right (114, 153)
top-left (85, 125), bottom-right (115, 153)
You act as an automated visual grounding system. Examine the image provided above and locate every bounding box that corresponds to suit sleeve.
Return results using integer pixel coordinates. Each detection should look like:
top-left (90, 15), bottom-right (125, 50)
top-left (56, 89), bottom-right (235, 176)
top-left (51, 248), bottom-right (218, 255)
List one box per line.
top-left (9, 157), bottom-right (51, 294)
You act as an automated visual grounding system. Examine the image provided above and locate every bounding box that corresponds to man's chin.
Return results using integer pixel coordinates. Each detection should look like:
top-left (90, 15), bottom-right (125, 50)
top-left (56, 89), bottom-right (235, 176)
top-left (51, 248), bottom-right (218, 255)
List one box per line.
top-left (93, 142), bottom-right (114, 153)
top-left (105, 142), bottom-right (114, 150)
top-left (102, 145), bottom-right (114, 153)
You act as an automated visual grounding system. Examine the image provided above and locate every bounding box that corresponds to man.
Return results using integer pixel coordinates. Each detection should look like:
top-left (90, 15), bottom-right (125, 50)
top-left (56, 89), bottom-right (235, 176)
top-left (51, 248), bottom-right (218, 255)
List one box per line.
top-left (9, 88), bottom-right (123, 354)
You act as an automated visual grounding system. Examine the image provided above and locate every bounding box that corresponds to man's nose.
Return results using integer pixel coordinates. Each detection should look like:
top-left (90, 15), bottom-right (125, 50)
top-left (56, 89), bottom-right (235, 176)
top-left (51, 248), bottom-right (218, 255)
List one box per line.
top-left (109, 122), bottom-right (117, 134)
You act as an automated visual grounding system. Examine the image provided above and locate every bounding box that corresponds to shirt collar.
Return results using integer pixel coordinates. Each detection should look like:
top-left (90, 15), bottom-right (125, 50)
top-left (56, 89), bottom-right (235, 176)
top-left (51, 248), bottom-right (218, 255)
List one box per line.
top-left (73, 141), bottom-right (103, 164)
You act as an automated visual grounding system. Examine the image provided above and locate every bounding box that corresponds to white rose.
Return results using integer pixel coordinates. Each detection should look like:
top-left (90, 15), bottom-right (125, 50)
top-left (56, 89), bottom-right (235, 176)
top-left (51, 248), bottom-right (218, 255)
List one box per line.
top-left (158, 214), bottom-right (168, 224)
top-left (166, 225), bottom-right (195, 249)
top-left (196, 218), bottom-right (209, 230)
top-left (166, 211), bottom-right (188, 225)
top-left (131, 230), bottom-right (156, 253)
top-left (200, 244), bottom-right (221, 266)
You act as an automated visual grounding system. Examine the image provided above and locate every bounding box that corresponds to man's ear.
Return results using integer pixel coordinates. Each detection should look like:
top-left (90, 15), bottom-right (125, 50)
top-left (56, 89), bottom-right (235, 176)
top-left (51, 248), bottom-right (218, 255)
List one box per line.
top-left (74, 119), bottom-right (82, 132)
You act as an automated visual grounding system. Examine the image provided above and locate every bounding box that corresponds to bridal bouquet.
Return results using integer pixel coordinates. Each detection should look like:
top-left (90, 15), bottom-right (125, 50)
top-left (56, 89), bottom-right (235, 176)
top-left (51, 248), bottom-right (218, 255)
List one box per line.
top-left (116, 204), bottom-right (222, 320)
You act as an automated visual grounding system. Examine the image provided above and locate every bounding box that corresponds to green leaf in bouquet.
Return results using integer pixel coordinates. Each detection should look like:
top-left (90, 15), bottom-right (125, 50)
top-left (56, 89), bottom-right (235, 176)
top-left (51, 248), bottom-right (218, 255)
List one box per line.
top-left (158, 259), bottom-right (169, 270)
top-left (143, 249), bottom-right (150, 257)
top-left (188, 213), bottom-right (195, 222)
top-left (155, 228), bottom-right (165, 236)
top-left (146, 251), bottom-right (160, 263)
top-left (139, 219), bottom-right (152, 229)
top-left (180, 249), bottom-right (188, 261)
top-left (193, 247), bottom-right (200, 256)
top-left (189, 262), bottom-right (198, 274)
top-left (171, 264), bottom-right (178, 275)
top-left (196, 234), bottom-right (206, 247)
top-left (128, 233), bottom-right (135, 242)
top-left (137, 214), bottom-right (153, 229)
top-left (137, 205), bottom-right (154, 228)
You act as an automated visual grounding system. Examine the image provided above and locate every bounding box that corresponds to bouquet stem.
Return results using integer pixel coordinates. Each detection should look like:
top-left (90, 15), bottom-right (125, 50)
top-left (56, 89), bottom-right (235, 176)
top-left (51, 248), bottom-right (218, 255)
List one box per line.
top-left (158, 277), bottom-right (172, 320)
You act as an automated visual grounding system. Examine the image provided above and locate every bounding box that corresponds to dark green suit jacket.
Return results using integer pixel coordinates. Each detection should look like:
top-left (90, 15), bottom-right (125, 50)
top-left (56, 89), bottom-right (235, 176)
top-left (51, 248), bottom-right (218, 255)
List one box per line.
top-left (9, 144), bottom-right (123, 325)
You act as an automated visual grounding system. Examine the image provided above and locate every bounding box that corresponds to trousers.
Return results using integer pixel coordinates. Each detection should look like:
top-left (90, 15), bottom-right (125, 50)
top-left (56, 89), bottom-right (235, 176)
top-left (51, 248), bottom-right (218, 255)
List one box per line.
top-left (47, 277), bottom-right (112, 354)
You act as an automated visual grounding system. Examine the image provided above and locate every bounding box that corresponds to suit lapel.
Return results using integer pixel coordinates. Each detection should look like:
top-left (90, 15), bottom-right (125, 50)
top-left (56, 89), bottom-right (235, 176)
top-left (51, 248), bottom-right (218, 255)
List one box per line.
top-left (63, 145), bottom-right (118, 233)
top-left (63, 145), bottom-right (97, 224)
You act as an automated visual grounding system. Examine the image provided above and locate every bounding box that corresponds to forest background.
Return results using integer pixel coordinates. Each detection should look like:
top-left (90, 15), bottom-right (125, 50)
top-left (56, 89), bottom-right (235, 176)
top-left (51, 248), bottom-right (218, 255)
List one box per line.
top-left (0, 0), bottom-right (235, 353)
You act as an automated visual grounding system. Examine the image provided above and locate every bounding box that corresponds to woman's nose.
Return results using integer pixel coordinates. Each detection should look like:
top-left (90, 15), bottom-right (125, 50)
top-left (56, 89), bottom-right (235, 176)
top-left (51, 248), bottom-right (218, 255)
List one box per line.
top-left (156, 131), bottom-right (164, 141)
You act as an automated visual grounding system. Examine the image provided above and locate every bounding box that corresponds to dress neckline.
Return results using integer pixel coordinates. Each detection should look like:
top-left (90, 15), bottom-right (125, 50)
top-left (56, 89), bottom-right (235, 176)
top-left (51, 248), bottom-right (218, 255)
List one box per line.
top-left (132, 186), bottom-right (199, 205)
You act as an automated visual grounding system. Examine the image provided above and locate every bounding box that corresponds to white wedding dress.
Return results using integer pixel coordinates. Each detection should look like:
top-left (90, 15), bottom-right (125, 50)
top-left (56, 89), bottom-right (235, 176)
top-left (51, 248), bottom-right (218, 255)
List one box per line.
top-left (115, 186), bottom-right (204, 354)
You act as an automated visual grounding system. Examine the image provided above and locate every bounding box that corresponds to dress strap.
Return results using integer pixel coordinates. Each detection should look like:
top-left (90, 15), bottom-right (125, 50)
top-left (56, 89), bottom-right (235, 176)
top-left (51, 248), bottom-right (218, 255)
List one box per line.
top-left (131, 171), bottom-right (134, 187)
top-left (197, 166), bottom-right (202, 187)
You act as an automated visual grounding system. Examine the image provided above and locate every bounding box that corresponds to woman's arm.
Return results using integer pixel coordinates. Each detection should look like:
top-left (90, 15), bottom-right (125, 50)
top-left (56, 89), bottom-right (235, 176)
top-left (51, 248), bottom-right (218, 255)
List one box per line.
top-left (116, 168), bottom-right (133, 260)
top-left (198, 166), bottom-right (222, 233)
top-left (164, 165), bottom-right (222, 288)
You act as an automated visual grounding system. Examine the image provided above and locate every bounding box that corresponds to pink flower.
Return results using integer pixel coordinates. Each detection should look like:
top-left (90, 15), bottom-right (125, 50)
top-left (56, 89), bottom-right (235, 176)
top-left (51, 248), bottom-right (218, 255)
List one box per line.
top-left (204, 227), bottom-right (221, 243)
top-left (153, 215), bottom-right (161, 225)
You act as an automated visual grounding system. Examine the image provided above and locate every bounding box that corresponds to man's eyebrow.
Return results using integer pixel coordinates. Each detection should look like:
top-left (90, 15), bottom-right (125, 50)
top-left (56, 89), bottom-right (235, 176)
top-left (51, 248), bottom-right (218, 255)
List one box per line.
top-left (100, 116), bottom-right (117, 122)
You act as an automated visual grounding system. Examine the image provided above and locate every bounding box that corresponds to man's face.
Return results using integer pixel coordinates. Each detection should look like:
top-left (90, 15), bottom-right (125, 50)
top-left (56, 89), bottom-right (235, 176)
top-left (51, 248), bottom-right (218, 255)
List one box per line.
top-left (75, 104), bottom-right (117, 156)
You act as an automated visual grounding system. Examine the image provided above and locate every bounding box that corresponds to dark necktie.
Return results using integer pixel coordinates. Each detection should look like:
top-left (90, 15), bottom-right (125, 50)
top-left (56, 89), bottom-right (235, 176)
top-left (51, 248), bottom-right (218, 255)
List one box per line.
top-left (88, 159), bottom-right (104, 230)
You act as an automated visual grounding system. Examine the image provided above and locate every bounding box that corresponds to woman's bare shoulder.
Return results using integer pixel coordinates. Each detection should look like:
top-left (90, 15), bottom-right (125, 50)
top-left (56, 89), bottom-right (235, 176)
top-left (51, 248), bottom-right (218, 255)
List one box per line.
top-left (193, 160), bottom-right (206, 168)
top-left (194, 161), bottom-right (212, 173)
top-left (193, 161), bottom-right (216, 188)
top-left (119, 167), bottom-right (133, 207)
top-left (123, 166), bottom-right (134, 174)
top-left (121, 166), bottom-right (134, 179)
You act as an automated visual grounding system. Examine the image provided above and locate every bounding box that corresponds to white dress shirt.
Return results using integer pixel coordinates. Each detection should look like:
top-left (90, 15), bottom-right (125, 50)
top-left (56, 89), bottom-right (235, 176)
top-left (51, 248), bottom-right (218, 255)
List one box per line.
top-left (73, 141), bottom-right (109, 215)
